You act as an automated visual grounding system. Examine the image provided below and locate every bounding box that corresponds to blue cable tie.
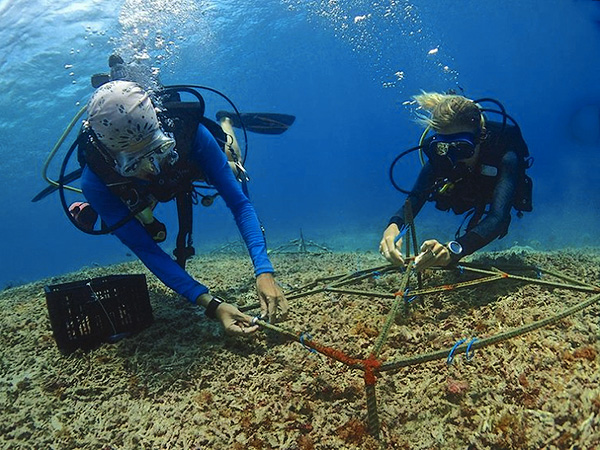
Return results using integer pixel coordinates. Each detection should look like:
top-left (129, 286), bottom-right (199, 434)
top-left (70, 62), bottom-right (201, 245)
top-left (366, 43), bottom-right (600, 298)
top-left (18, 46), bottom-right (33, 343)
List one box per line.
top-left (251, 315), bottom-right (262, 326)
top-left (447, 338), bottom-right (467, 365)
top-left (466, 337), bottom-right (478, 361)
top-left (299, 332), bottom-right (317, 353)
top-left (372, 270), bottom-right (381, 279)
top-left (403, 288), bottom-right (417, 303)
top-left (394, 224), bottom-right (409, 244)
top-left (401, 224), bottom-right (409, 236)
top-left (457, 265), bottom-right (465, 275)
top-left (535, 268), bottom-right (542, 279)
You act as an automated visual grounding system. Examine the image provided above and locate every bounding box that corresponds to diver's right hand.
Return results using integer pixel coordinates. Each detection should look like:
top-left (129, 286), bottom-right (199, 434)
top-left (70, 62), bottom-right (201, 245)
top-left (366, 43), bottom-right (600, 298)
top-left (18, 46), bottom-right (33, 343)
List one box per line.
top-left (379, 224), bottom-right (405, 266)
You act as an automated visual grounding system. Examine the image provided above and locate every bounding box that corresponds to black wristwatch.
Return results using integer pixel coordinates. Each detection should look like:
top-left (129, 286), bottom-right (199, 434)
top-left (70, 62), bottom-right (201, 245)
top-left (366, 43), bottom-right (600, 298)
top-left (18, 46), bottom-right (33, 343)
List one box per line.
top-left (446, 241), bottom-right (463, 261)
top-left (205, 296), bottom-right (224, 320)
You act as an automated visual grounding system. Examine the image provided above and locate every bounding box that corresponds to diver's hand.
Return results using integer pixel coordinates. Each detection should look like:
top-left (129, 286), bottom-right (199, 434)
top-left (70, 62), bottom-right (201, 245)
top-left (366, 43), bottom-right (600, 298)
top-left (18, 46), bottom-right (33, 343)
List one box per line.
top-left (215, 303), bottom-right (259, 336)
top-left (256, 273), bottom-right (289, 323)
top-left (379, 224), bottom-right (405, 265)
top-left (413, 239), bottom-right (451, 271)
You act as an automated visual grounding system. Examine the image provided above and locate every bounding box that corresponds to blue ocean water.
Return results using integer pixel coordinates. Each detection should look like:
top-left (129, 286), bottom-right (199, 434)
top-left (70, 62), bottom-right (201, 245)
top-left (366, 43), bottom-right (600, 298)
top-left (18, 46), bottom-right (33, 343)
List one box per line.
top-left (1, 0), bottom-right (599, 288)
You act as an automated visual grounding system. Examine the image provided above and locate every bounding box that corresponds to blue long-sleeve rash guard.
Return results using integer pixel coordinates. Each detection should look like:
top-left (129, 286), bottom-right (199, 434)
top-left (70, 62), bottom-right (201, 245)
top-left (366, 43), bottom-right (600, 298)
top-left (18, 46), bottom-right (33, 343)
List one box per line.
top-left (81, 123), bottom-right (274, 303)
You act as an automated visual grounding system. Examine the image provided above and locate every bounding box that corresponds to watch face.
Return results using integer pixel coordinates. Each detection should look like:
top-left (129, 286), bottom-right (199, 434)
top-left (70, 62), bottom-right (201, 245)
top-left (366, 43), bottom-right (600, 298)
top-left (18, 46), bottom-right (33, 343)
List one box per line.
top-left (449, 241), bottom-right (463, 255)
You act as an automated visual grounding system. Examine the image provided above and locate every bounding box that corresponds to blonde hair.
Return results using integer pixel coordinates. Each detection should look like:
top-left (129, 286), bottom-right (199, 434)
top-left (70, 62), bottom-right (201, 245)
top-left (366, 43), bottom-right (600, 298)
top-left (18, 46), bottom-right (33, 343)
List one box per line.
top-left (413, 91), bottom-right (484, 133)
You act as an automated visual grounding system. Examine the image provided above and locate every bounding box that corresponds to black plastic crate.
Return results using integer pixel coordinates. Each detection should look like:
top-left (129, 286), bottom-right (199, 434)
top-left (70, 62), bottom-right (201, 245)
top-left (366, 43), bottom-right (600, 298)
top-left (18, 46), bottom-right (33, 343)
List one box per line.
top-left (45, 274), bottom-right (154, 354)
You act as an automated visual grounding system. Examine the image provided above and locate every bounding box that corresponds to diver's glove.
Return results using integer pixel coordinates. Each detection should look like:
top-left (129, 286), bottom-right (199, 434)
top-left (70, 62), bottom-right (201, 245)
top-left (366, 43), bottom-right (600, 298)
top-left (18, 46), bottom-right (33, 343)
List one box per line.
top-left (68, 202), bottom-right (98, 231)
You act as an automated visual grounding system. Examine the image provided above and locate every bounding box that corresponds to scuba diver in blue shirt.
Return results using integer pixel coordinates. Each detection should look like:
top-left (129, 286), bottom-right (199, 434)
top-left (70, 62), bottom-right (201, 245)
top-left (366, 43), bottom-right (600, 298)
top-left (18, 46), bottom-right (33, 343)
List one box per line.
top-left (53, 67), bottom-right (293, 335)
top-left (379, 92), bottom-right (532, 271)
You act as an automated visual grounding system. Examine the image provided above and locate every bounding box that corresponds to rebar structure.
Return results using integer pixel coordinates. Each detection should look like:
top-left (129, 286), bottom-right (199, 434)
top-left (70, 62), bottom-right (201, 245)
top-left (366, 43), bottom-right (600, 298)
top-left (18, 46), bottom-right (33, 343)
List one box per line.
top-left (239, 205), bottom-right (600, 442)
top-left (267, 230), bottom-right (332, 255)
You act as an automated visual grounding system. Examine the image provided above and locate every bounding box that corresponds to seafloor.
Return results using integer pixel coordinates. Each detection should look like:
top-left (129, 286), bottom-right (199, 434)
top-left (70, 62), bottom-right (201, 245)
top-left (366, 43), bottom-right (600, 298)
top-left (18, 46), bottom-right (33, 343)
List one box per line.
top-left (1, 247), bottom-right (599, 449)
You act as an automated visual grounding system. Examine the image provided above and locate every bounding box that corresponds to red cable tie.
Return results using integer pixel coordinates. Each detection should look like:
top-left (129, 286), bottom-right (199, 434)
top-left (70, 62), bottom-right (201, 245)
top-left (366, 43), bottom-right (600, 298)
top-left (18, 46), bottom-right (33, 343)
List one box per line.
top-left (307, 339), bottom-right (362, 367)
top-left (363, 355), bottom-right (382, 385)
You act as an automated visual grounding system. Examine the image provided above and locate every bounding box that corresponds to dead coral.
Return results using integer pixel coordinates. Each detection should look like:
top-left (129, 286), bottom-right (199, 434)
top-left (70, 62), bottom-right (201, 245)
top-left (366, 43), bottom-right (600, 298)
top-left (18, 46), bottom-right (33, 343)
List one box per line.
top-left (0, 249), bottom-right (599, 449)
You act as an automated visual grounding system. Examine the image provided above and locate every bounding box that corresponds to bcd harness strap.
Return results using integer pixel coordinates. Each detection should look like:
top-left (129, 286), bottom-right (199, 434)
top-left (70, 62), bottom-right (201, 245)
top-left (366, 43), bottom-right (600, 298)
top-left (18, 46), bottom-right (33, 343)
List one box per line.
top-left (174, 191), bottom-right (195, 268)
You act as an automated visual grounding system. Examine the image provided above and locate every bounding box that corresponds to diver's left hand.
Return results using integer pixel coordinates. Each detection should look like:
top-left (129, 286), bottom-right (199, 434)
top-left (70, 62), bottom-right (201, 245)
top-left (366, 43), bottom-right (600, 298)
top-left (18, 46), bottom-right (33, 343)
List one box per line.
top-left (413, 239), bottom-right (452, 271)
top-left (256, 273), bottom-right (289, 323)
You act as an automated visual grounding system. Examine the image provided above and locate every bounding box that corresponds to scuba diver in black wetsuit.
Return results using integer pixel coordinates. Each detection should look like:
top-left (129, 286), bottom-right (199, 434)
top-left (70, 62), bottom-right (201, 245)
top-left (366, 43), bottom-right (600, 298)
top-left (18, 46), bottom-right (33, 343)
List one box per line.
top-left (380, 91), bottom-right (533, 271)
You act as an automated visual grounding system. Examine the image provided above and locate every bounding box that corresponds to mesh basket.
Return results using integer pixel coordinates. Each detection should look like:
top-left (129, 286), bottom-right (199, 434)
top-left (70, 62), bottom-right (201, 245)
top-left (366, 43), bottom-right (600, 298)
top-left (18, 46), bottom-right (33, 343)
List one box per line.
top-left (45, 274), bottom-right (154, 353)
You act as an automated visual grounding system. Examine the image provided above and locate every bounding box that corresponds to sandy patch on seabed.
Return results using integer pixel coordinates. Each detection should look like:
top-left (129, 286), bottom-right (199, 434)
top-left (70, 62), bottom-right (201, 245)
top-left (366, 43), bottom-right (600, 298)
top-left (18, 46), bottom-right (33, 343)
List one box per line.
top-left (1, 248), bottom-right (599, 449)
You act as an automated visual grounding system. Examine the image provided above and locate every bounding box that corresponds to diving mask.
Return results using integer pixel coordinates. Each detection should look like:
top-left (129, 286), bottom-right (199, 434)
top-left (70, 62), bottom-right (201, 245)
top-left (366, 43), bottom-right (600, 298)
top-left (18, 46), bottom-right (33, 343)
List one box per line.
top-left (429, 132), bottom-right (477, 166)
top-left (117, 139), bottom-right (178, 177)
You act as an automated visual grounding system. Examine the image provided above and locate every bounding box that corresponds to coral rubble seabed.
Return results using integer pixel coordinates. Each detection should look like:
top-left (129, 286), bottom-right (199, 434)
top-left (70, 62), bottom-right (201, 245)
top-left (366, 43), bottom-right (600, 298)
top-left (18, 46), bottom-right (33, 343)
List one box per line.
top-left (1, 248), bottom-right (599, 449)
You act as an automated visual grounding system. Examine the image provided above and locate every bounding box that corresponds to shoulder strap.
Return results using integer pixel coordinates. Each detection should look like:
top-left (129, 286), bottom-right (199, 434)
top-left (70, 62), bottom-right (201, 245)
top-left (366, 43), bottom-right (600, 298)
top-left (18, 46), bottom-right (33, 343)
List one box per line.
top-left (79, 130), bottom-right (152, 213)
top-left (158, 102), bottom-right (209, 269)
top-left (173, 191), bottom-right (195, 269)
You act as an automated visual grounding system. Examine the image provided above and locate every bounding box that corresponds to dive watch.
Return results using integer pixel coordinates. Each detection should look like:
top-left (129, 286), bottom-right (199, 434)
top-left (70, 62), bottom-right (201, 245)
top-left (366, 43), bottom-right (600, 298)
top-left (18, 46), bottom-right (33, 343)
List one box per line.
top-left (446, 241), bottom-right (463, 258)
top-left (205, 296), bottom-right (224, 320)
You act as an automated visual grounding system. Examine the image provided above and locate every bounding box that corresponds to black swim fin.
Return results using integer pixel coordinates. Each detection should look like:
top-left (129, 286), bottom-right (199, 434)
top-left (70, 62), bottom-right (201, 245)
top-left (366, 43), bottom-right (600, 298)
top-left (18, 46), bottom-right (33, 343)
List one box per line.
top-left (91, 73), bottom-right (110, 88)
top-left (31, 168), bottom-right (83, 202)
top-left (90, 55), bottom-right (127, 88)
top-left (216, 111), bottom-right (295, 135)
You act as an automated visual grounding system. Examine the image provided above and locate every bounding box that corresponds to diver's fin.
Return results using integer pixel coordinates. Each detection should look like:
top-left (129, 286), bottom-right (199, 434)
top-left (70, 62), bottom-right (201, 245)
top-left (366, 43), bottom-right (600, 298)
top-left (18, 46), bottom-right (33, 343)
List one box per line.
top-left (91, 73), bottom-right (110, 88)
top-left (216, 111), bottom-right (295, 135)
top-left (31, 168), bottom-right (83, 202)
top-left (90, 55), bottom-right (126, 88)
top-left (108, 54), bottom-right (125, 68)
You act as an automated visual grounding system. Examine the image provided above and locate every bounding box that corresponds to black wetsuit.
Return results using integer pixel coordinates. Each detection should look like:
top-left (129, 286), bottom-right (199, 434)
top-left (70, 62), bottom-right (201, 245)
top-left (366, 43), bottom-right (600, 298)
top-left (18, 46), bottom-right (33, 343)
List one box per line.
top-left (389, 121), bottom-right (528, 261)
